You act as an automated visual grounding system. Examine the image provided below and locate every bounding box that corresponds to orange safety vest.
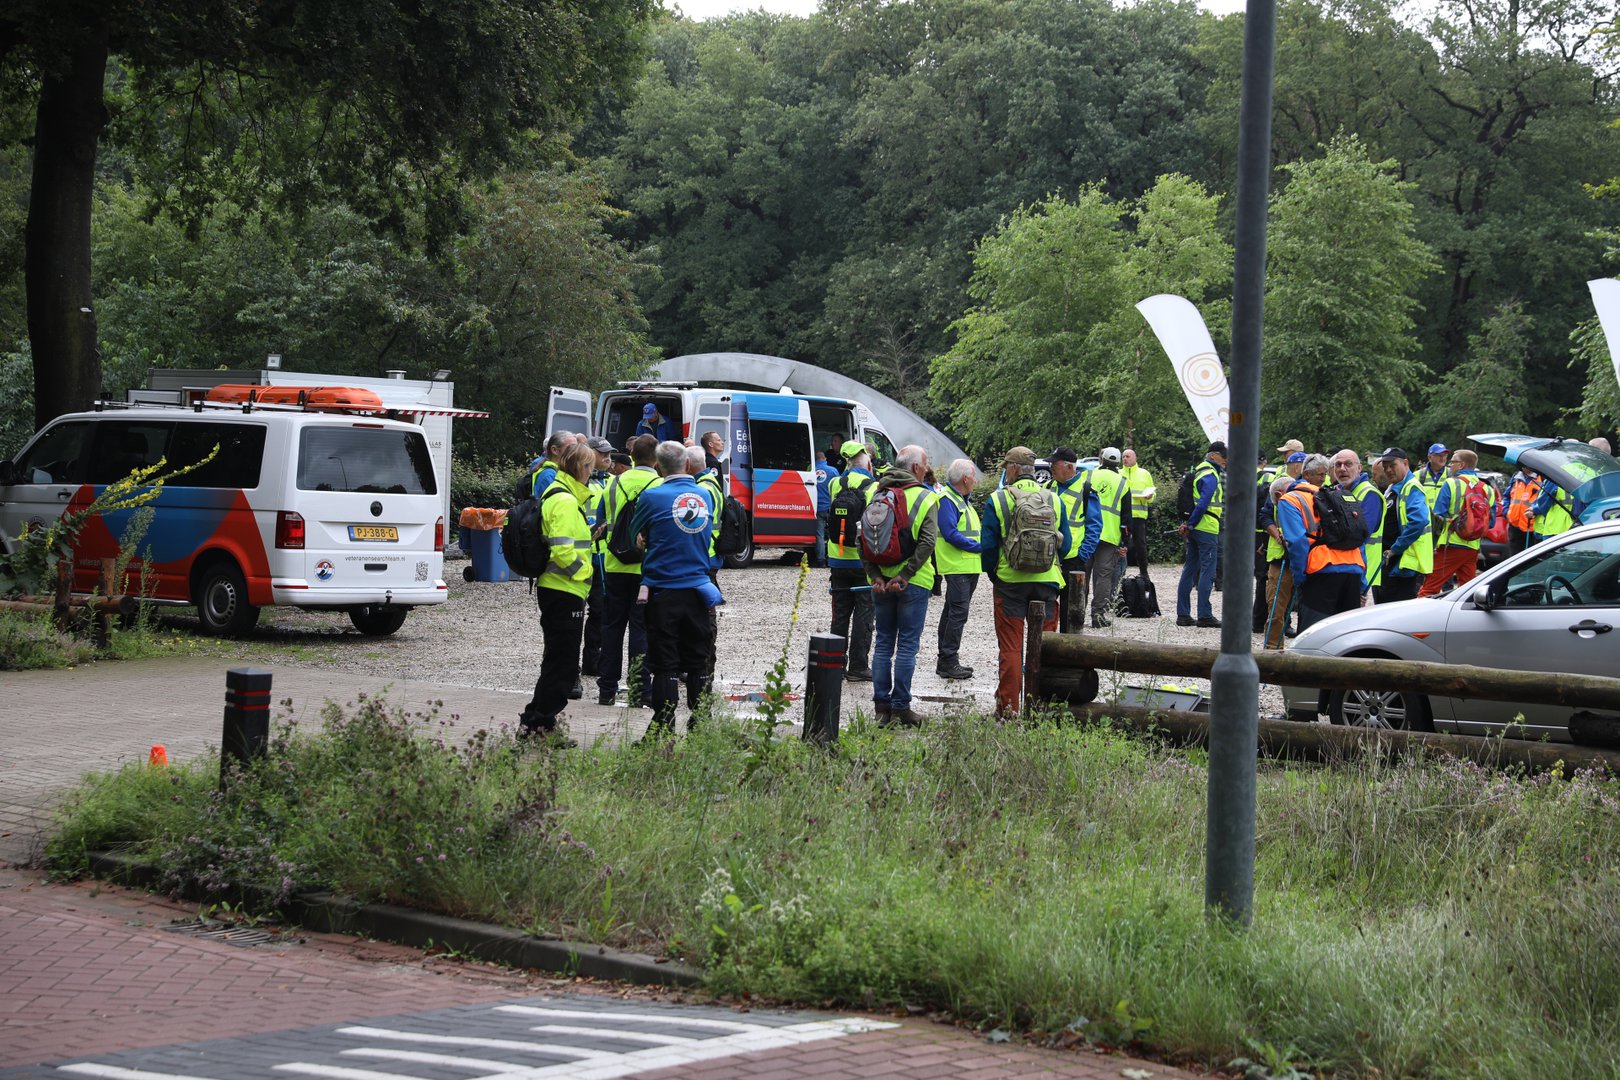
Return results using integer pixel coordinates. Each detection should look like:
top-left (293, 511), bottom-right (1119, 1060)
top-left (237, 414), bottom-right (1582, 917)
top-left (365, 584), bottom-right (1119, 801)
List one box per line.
top-left (1506, 475), bottom-right (1538, 532)
top-left (1280, 483), bottom-right (1366, 575)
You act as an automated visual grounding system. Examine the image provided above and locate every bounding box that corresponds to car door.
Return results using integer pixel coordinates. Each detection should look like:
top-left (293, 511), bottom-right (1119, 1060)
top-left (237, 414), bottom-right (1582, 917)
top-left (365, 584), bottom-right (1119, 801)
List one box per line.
top-left (546, 386), bottom-right (594, 441)
top-left (0, 419), bottom-right (94, 551)
top-left (1439, 529), bottom-right (1620, 739)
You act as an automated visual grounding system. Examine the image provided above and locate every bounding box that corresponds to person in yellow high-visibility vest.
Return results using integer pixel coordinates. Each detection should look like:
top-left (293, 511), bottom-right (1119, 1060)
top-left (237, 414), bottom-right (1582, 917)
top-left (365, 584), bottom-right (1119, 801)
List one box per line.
top-left (1176, 440), bottom-right (1226, 627)
top-left (933, 458), bottom-right (982, 681)
top-left (1119, 448), bottom-right (1155, 576)
top-left (1083, 447), bottom-right (1132, 628)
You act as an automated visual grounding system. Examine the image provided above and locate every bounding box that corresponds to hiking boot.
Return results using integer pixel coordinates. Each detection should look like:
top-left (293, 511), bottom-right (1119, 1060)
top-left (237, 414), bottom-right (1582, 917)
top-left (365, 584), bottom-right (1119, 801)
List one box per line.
top-left (597, 688), bottom-right (617, 706)
top-left (883, 708), bottom-right (924, 728)
top-left (845, 667), bottom-right (874, 682)
top-left (568, 678), bottom-right (583, 700)
top-left (1196, 617), bottom-right (1222, 628)
top-left (1091, 614), bottom-right (1113, 628)
top-left (1176, 615), bottom-right (1196, 627)
top-left (936, 663), bottom-right (974, 681)
top-left (873, 704), bottom-right (892, 724)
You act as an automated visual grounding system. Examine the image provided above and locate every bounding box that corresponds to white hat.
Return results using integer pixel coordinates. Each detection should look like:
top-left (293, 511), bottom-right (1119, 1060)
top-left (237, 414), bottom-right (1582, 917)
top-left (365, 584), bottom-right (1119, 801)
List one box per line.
top-left (1100, 446), bottom-right (1122, 464)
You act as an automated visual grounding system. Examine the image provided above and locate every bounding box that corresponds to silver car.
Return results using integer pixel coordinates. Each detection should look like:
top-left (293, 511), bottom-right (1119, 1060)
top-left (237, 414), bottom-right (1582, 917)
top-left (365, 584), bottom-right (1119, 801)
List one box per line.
top-left (1281, 519), bottom-right (1620, 739)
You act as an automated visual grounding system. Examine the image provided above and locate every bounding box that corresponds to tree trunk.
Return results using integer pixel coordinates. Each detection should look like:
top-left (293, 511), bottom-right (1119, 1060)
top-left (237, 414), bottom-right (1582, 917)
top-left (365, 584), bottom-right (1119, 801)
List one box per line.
top-left (26, 24), bottom-right (109, 428)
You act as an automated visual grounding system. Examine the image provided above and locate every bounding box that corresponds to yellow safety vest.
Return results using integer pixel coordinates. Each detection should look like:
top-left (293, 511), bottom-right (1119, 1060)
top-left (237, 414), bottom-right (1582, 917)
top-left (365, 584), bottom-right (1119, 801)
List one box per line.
top-left (601, 466), bottom-right (658, 575)
top-left (1090, 467), bottom-right (1128, 546)
top-left (825, 471), bottom-right (875, 562)
top-left (539, 474), bottom-right (594, 599)
top-left (991, 479), bottom-right (1063, 587)
top-left (698, 470), bottom-right (724, 558)
top-left (1345, 478), bottom-right (1383, 588)
top-left (1391, 475), bottom-right (1435, 576)
top-left (1436, 474), bottom-right (1497, 551)
top-left (1121, 464), bottom-right (1155, 520)
top-left (871, 483), bottom-right (939, 592)
top-left (1191, 460), bottom-right (1224, 535)
top-left (1418, 465), bottom-right (1448, 510)
top-left (1050, 476), bottom-right (1087, 560)
top-left (587, 476), bottom-right (607, 556)
top-left (1533, 486), bottom-right (1575, 538)
top-left (935, 486), bottom-right (981, 576)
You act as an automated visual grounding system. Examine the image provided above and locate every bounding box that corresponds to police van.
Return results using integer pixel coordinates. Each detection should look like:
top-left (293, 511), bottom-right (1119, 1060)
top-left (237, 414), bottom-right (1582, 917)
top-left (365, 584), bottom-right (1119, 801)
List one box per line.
top-left (0, 386), bottom-right (458, 636)
top-left (546, 382), bottom-right (896, 567)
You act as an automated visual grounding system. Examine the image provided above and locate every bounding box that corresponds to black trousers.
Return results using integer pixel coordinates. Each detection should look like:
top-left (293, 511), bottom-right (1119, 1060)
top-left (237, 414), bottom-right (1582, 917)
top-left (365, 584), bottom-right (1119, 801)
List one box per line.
top-left (645, 587), bottom-right (713, 731)
top-left (524, 588), bottom-right (585, 730)
top-left (1380, 573), bottom-right (1421, 604)
top-left (597, 572), bottom-right (649, 702)
top-left (1126, 518), bottom-right (1150, 576)
top-left (1298, 573), bottom-right (1361, 633)
top-left (1251, 536), bottom-right (1270, 629)
top-left (936, 573), bottom-right (977, 666)
top-left (829, 567), bottom-right (873, 673)
top-left (581, 567), bottom-right (603, 675)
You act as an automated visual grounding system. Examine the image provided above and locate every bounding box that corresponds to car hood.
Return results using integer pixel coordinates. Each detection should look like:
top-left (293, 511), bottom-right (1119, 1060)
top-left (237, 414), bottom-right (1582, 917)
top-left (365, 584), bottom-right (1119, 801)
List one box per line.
top-left (1468, 432), bottom-right (1620, 522)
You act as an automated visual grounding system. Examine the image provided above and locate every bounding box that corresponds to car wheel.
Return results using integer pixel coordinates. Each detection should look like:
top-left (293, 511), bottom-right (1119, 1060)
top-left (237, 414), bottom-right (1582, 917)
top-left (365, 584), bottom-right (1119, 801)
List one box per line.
top-left (722, 531), bottom-right (754, 570)
top-left (194, 560), bottom-right (260, 637)
top-left (1327, 688), bottom-right (1433, 732)
top-left (350, 605), bottom-right (408, 636)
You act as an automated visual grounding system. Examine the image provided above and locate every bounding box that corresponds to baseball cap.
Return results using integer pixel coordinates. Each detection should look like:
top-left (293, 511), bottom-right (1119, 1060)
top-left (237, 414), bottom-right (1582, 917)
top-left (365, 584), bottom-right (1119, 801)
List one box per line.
top-left (1207, 440), bottom-right (1228, 456)
top-left (609, 451), bottom-right (632, 467)
top-left (587, 436), bottom-right (613, 454)
top-left (839, 439), bottom-right (867, 459)
top-left (1378, 447), bottom-right (1410, 461)
top-left (1427, 442), bottom-right (1448, 455)
top-left (1003, 446), bottom-right (1037, 467)
top-left (1286, 451), bottom-right (1307, 464)
top-left (1049, 446), bottom-right (1079, 464)
top-left (1100, 446), bottom-right (1122, 464)
top-left (1277, 438), bottom-right (1304, 454)
top-left (642, 402), bottom-right (658, 418)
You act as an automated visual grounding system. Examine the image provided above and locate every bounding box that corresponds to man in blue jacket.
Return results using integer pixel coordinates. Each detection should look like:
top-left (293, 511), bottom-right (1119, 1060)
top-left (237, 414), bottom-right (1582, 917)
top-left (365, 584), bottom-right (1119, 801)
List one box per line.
top-left (1176, 440), bottom-right (1226, 627)
top-left (1377, 447), bottom-right (1433, 604)
top-left (630, 440), bottom-right (720, 737)
top-left (635, 402), bottom-right (674, 442)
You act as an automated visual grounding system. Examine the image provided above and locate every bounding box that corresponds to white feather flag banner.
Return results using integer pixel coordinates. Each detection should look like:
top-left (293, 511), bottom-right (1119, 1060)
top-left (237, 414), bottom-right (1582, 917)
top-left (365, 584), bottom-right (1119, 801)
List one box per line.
top-left (1135, 293), bottom-right (1230, 444)
top-left (1588, 278), bottom-right (1620, 394)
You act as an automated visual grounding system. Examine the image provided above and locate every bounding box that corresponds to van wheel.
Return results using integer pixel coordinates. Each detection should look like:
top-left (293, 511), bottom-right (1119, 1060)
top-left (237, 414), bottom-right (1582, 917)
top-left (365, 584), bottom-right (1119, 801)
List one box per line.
top-left (722, 532), bottom-right (754, 570)
top-left (195, 561), bottom-right (260, 637)
top-left (350, 606), bottom-right (408, 636)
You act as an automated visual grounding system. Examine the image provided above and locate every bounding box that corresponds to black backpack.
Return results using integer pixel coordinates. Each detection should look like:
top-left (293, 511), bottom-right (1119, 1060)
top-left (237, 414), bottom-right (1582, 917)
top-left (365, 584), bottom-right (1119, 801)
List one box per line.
top-left (714, 495), bottom-right (749, 556)
top-left (1118, 575), bottom-right (1160, 618)
top-left (501, 487), bottom-right (570, 580)
top-left (607, 489), bottom-right (644, 564)
top-left (1312, 487), bottom-right (1368, 551)
top-left (1176, 470), bottom-right (1196, 518)
top-left (828, 473), bottom-right (873, 549)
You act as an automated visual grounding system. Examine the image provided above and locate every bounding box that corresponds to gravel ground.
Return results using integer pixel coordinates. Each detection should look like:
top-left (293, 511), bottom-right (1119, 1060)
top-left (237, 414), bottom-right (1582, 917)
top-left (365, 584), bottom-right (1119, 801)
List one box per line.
top-left (215, 550), bottom-right (1287, 722)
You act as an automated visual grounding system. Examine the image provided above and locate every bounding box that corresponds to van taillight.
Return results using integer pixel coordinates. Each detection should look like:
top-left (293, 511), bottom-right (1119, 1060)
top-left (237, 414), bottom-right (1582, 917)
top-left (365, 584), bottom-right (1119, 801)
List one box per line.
top-left (276, 511), bottom-right (306, 549)
top-left (434, 516), bottom-right (445, 552)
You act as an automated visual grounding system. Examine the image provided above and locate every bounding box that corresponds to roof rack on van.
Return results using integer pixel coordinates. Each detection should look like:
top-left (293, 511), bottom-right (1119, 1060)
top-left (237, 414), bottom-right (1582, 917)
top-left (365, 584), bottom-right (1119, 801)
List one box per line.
top-left (615, 380), bottom-right (699, 390)
top-left (101, 386), bottom-right (490, 420)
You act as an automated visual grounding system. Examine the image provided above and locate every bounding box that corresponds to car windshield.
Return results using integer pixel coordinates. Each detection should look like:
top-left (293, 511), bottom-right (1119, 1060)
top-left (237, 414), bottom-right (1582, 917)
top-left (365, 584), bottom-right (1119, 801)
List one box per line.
top-left (1520, 439), bottom-right (1619, 492)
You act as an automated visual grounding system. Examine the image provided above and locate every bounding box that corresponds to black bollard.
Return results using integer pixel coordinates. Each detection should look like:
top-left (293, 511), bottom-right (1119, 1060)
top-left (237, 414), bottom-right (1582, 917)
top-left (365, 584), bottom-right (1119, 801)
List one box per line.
top-left (220, 667), bottom-right (273, 789)
top-left (802, 632), bottom-right (846, 745)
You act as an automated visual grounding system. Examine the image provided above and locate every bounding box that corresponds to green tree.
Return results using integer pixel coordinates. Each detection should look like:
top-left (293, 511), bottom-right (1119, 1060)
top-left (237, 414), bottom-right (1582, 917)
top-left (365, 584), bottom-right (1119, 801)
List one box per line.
top-left (1406, 300), bottom-right (1533, 449)
top-left (1262, 135), bottom-right (1438, 451)
top-left (930, 174), bottom-right (1230, 462)
top-left (0, 0), bottom-right (653, 427)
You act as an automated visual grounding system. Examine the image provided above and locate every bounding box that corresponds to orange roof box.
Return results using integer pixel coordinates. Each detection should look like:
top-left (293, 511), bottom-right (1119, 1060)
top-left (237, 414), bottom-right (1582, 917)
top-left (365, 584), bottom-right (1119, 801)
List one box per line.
top-left (204, 385), bottom-right (386, 411)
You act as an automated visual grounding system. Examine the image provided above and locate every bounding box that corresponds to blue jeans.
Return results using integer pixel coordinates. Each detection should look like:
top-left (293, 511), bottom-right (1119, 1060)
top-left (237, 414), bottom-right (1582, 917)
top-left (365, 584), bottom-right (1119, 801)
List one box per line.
top-left (871, 582), bottom-right (930, 711)
top-left (1177, 531), bottom-right (1218, 620)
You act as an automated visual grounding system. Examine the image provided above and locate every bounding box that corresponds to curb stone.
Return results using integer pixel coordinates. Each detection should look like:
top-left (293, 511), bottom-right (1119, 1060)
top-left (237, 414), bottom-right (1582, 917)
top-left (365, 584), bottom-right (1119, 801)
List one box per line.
top-left (86, 850), bottom-right (701, 987)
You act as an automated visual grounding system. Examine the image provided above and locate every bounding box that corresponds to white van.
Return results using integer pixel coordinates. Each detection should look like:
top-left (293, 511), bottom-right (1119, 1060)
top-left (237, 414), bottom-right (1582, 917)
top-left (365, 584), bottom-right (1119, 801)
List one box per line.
top-left (0, 394), bottom-right (449, 636)
top-left (546, 381), bottom-right (896, 566)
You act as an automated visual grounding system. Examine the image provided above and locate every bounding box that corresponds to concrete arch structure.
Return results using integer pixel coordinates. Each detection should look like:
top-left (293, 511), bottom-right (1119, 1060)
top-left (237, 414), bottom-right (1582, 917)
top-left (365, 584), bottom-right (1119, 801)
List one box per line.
top-left (657, 353), bottom-right (973, 474)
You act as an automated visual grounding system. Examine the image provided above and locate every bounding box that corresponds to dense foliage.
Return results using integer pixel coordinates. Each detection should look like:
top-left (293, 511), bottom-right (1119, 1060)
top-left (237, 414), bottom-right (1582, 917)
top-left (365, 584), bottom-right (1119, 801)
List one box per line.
top-left (49, 701), bottom-right (1620, 1077)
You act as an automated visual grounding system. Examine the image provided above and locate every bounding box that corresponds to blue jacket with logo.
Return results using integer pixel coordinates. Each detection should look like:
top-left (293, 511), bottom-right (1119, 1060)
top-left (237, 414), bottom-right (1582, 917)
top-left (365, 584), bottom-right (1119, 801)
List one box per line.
top-left (630, 474), bottom-right (718, 590)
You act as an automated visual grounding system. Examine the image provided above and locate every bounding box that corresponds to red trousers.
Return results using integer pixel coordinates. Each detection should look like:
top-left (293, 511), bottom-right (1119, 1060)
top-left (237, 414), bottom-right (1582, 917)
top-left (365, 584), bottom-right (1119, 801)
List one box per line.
top-left (994, 592), bottom-right (1058, 717)
top-left (1420, 544), bottom-right (1479, 598)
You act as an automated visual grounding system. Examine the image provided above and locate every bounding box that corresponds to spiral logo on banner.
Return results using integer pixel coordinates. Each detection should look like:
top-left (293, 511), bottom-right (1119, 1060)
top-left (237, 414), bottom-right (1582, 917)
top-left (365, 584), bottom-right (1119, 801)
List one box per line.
top-left (1179, 352), bottom-right (1228, 397)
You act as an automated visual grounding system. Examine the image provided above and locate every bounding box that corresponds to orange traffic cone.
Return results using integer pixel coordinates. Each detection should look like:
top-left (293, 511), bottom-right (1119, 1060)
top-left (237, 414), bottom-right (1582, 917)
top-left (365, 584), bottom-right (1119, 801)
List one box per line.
top-left (149, 745), bottom-right (168, 767)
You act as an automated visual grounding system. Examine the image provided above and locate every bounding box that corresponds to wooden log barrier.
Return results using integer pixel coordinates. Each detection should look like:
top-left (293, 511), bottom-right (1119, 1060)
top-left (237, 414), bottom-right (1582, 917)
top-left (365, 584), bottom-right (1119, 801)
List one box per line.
top-left (1039, 634), bottom-right (1620, 713)
top-left (1064, 700), bottom-right (1620, 776)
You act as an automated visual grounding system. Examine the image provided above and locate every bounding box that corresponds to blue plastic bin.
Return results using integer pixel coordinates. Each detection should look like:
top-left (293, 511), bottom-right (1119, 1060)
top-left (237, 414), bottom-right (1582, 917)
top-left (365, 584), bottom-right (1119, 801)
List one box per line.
top-left (463, 527), bottom-right (517, 582)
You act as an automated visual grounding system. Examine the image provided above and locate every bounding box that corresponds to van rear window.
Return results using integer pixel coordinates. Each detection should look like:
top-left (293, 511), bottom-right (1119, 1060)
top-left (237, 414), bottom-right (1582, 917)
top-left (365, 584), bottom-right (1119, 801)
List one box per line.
top-left (298, 427), bottom-right (437, 495)
top-left (167, 423), bottom-right (267, 489)
top-left (749, 419), bottom-right (812, 473)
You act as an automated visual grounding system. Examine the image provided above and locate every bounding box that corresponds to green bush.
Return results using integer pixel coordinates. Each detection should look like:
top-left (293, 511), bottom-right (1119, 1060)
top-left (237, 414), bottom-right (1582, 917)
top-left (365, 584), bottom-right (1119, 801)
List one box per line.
top-left (48, 700), bottom-right (1620, 1077)
top-left (450, 453), bottom-right (528, 537)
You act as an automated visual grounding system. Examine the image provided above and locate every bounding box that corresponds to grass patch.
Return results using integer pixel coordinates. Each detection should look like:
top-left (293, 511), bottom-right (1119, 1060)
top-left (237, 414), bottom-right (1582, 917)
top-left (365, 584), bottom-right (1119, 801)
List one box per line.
top-left (47, 697), bottom-right (1620, 1077)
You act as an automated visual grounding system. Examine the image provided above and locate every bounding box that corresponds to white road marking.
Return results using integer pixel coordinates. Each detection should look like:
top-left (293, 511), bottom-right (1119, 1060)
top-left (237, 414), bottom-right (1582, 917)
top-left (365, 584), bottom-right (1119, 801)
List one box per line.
top-left (57, 1067), bottom-right (217, 1080)
top-left (518, 1026), bottom-right (698, 1046)
top-left (333, 1028), bottom-right (613, 1060)
top-left (341, 1047), bottom-right (532, 1072)
top-left (490, 1007), bottom-right (763, 1033)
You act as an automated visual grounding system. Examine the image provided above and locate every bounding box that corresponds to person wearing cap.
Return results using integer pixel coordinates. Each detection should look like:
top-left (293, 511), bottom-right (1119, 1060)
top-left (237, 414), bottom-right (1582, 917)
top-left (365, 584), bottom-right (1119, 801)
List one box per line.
top-left (934, 458), bottom-right (982, 681)
top-left (629, 441), bottom-right (720, 738)
top-left (1277, 453), bottom-right (1365, 634)
top-left (1376, 447), bottom-right (1433, 603)
top-left (1418, 442), bottom-right (1449, 526)
top-left (1176, 441), bottom-right (1226, 627)
top-left (1328, 448), bottom-right (1385, 604)
top-left (826, 439), bottom-right (878, 681)
top-left (1420, 448), bottom-right (1498, 598)
top-left (981, 447), bottom-right (1072, 718)
top-left (859, 445), bottom-right (940, 727)
top-left (1277, 438), bottom-right (1305, 458)
top-left (1119, 448), bottom-right (1155, 577)
top-left (1046, 447), bottom-right (1102, 633)
top-left (1080, 446), bottom-right (1131, 628)
top-left (596, 434), bottom-right (660, 707)
top-left (811, 450), bottom-right (834, 568)
top-left (636, 402), bottom-right (674, 442)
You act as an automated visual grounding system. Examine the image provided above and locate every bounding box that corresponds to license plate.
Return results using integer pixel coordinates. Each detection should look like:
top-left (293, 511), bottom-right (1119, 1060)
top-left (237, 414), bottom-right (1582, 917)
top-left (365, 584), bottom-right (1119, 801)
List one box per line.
top-left (348, 526), bottom-right (399, 542)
